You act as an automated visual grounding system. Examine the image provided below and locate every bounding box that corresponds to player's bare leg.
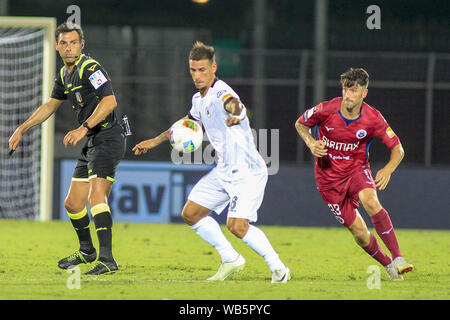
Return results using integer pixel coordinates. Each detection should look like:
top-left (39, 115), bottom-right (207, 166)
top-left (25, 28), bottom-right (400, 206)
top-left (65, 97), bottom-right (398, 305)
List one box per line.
top-left (58, 180), bottom-right (96, 269)
top-left (182, 200), bottom-right (243, 281)
top-left (227, 217), bottom-right (290, 283)
top-left (347, 210), bottom-right (371, 247)
top-left (181, 200), bottom-right (211, 226)
top-left (226, 217), bottom-right (249, 239)
top-left (64, 180), bottom-right (90, 214)
top-left (84, 177), bottom-right (118, 275)
top-left (359, 188), bottom-right (413, 275)
top-left (348, 211), bottom-right (405, 280)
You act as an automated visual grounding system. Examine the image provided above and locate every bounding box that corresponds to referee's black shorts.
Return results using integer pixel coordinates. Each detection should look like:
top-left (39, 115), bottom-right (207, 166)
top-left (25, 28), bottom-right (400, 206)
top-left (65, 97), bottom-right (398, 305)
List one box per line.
top-left (72, 124), bottom-right (126, 183)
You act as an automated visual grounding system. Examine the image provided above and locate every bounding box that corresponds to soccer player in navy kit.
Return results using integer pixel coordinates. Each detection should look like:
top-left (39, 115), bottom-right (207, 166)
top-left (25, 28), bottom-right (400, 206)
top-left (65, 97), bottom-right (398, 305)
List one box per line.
top-left (9, 23), bottom-right (126, 275)
top-left (295, 68), bottom-right (413, 280)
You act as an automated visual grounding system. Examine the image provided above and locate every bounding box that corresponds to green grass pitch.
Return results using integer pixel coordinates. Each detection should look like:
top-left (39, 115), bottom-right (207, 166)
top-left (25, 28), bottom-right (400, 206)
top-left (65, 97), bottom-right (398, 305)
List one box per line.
top-left (0, 219), bottom-right (448, 300)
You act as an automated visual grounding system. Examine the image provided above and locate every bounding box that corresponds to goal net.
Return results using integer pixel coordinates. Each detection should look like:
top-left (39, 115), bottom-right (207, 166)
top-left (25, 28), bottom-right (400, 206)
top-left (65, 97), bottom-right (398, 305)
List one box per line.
top-left (0, 17), bottom-right (55, 220)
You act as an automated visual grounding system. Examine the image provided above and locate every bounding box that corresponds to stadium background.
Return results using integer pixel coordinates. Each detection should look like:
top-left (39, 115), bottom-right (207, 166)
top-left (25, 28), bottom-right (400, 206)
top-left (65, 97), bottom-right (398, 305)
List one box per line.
top-left (2, 0), bottom-right (449, 229)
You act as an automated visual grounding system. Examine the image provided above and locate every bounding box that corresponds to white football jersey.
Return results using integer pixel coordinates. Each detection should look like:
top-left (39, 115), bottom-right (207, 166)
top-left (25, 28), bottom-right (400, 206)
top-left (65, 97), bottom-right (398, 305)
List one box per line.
top-left (189, 79), bottom-right (267, 180)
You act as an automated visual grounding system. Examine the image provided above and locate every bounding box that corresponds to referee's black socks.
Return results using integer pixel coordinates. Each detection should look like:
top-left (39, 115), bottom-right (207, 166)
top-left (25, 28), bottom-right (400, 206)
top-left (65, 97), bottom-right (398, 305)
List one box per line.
top-left (91, 203), bottom-right (114, 262)
top-left (67, 207), bottom-right (95, 255)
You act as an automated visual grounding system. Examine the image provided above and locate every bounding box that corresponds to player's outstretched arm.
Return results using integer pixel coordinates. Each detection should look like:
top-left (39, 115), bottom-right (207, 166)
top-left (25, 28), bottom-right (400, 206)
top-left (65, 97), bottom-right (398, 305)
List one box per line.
top-left (295, 119), bottom-right (328, 158)
top-left (83, 95), bottom-right (117, 130)
top-left (374, 144), bottom-right (405, 190)
top-left (9, 98), bottom-right (62, 152)
top-left (132, 115), bottom-right (189, 155)
top-left (225, 98), bottom-right (246, 127)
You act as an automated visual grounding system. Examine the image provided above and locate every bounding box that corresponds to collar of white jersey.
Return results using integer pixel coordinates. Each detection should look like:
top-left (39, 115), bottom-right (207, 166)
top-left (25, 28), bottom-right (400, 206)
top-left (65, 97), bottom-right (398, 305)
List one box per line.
top-left (199, 76), bottom-right (220, 98)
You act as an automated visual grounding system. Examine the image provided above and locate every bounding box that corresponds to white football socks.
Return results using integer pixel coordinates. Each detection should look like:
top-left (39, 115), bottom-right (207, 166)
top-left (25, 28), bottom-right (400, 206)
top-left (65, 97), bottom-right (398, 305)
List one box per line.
top-left (242, 224), bottom-right (285, 272)
top-left (190, 216), bottom-right (240, 263)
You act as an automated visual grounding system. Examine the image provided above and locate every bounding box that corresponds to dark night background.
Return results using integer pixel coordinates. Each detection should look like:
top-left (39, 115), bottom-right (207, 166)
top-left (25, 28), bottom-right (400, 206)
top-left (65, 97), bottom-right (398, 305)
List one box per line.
top-left (4, 0), bottom-right (450, 166)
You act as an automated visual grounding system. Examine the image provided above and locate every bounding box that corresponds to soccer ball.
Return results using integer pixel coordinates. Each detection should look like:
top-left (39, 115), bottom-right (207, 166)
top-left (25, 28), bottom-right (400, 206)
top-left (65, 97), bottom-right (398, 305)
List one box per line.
top-left (169, 119), bottom-right (203, 153)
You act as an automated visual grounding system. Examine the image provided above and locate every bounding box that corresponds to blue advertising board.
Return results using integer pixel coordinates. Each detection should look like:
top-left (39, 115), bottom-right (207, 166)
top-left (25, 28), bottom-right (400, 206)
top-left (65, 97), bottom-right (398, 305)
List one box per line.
top-left (58, 160), bottom-right (213, 223)
top-left (56, 161), bottom-right (449, 229)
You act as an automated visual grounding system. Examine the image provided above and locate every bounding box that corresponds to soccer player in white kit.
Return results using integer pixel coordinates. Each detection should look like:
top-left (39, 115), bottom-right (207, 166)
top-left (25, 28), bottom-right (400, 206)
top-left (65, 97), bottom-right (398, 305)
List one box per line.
top-left (133, 42), bottom-right (290, 282)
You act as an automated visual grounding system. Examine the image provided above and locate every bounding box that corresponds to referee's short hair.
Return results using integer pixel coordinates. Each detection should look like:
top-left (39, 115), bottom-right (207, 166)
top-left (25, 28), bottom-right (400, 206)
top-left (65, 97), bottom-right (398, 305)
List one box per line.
top-left (55, 22), bottom-right (84, 42)
top-left (189, 41), bottom-right (215, 63)
top-left (340, 68), bottom-right (370, 88)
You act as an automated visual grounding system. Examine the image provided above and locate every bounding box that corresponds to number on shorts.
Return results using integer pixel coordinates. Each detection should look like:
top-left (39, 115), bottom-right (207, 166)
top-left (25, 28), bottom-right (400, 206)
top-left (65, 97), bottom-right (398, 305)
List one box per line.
top-left (327, 203), bottom-right (345, 224)
top-left (327, 203), bottom-right (342, 215)
top-left (229, 196), bottom-right (238, 212)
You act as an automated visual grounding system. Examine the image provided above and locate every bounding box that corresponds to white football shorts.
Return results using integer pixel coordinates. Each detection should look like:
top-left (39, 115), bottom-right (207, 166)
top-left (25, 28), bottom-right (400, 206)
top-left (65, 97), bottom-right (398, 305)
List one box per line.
top-left (187, 167), bottom-right (267, 222)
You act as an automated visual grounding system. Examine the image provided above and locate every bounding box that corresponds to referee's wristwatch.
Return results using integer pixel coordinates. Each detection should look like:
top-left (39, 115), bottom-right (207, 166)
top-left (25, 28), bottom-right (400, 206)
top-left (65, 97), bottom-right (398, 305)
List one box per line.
top-left (82, 121), bottom-right (92, 130)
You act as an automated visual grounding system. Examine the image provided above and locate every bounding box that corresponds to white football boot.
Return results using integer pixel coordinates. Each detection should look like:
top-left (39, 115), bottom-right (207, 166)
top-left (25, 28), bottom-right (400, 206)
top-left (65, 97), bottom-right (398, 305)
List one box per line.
top-left (271, 267), bottom-right (291, 283)
top-left (206, 255), bottom-right (246, 281)
top-left (393, 257), bottom-right (414, 275)
top-left (385, 261), bottom-right (404, 281)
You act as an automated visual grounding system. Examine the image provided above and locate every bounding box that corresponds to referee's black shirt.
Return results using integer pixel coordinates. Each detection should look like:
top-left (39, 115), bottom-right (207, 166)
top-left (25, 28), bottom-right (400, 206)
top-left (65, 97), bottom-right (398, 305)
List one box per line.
top-left (51, 54), bottom-right (118, 135)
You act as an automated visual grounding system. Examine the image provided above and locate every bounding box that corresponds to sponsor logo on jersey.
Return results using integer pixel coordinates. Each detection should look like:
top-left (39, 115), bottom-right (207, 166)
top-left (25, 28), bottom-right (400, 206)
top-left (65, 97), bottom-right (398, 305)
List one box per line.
top-left (88, 70), bottom-right (108, 89)
top-left (329, 154), bottom-right (350, 160)
top-left (356, 129), bottom-right (367, 139)
top-left (322, 136), bottom-right (360, 152)
top-left (217, 90), bottom-right (226, 98)
top-left (87, 64), bottom-right (97, 72)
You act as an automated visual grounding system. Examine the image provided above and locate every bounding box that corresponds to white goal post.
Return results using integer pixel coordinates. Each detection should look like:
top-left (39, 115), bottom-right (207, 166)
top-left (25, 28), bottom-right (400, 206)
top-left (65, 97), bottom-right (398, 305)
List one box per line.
top-left (0, 17), bottom-right (56, 221)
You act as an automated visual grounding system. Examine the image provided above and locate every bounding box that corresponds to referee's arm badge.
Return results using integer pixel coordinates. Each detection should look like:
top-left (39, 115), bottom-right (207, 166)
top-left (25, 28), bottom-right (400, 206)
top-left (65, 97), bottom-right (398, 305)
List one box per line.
top-left (88, 70), bottom-right (108, 89)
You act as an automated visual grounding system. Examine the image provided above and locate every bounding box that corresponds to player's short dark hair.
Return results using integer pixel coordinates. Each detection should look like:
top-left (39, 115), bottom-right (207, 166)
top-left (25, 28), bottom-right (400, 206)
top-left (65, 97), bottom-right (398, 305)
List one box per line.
top-left (55, 22), bottom-right (84, 42)
top-left (340, 68), bottom-right (369, 88)
top-left (189, 41), bottom-right (215, 63)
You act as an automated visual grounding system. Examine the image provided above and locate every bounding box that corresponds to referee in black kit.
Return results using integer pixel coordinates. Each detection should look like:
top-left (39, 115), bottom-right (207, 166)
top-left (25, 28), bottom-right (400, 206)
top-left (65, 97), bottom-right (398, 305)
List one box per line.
top-left (9, 23), bottom-right (128, 275)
